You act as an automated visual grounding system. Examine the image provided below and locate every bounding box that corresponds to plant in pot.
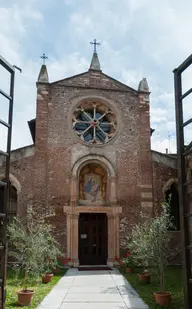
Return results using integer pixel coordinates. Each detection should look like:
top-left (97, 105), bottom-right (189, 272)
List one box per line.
top-left (149, 204), bottom-right (174, 306)
top-left (41, 230), bottom-right (62, 284)
top-left (121, 251), bottom-right (134, 273)
top-left (8, 209), bottom-right (59, 306)
top-left (129, 219), bottom-right (153, 284)
top-left (60, 256), bottom-right (72, 268)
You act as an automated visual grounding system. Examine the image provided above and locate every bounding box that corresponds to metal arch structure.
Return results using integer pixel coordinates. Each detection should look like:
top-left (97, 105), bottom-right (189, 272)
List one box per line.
top-left (174, 54), bottom-right (192, 309)
top-left (0, 55), bottom-right (15, 309)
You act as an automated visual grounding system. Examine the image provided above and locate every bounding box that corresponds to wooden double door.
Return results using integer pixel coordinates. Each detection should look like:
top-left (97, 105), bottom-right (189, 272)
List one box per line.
top-left (79, 213), bottom-right (108, 265)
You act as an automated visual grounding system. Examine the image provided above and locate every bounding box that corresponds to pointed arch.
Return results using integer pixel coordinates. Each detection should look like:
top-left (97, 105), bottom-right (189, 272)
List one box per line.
top-left (163, 178), bottom-right (178, 194)
top-left (163, 178), bottom-right (180, 230)
top-left (0, 173), bottom-right (20, 222)
top-left (0, 173), bottom-right (21, 193)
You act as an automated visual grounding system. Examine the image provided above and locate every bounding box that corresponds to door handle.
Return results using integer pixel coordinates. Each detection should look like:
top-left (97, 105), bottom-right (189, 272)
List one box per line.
top-left (93, 244), bottom-right (96, 246)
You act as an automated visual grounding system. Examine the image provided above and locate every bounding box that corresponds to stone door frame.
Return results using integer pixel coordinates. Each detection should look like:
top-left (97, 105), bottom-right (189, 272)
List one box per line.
top-left (63, 205), bottom-right (122, 267)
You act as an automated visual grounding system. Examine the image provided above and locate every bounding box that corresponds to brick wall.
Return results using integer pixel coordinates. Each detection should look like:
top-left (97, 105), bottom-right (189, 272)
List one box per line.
top-left (33, 70), bottom-right (154, 253)
top-left (0, 69), bottom-right (160, 256)
top-left (0, 148), bottom-right (34, 218)
top-left (152, 155), bottom-right (177, 215)
top-left (152, 155), bottom-right (181, 264)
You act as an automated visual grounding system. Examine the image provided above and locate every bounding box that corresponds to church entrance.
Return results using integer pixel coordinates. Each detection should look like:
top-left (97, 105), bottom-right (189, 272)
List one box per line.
top-left (78, 213), bottom-right (108, 265)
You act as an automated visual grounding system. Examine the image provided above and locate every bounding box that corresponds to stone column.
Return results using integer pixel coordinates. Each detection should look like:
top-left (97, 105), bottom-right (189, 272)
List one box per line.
top-left (107, 213), bottom-right (115, 267)
top-left (71, 176), bottom-right (77, 205)
top-left (72, 213), bottom-right (79, 267)
top-left (110, 177), bottom-right (117, 204)
top-left (115, 214), bottom-right (120, 259)
top-left (66, 213), bottom-right (72, 260)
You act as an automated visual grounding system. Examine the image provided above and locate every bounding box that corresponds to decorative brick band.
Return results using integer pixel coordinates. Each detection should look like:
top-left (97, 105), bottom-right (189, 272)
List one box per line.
top-left (141, 192), bottom-right (152, 199)
top-left (141, 201), bottom-right (153, 208)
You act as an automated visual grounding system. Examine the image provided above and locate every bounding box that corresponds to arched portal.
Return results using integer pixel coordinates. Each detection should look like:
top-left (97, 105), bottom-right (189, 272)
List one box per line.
top-left (0, 180), bottom-right (18, 223)
top-left (63, 155), bottom-right (122, 267)
top-left (165, 181), bottom-right (180, 230)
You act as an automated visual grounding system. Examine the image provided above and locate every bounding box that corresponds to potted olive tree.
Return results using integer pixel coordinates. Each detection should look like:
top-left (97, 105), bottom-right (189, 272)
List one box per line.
top-left (8, 210), bottom-right (59, 306)
top-left (150, 205), bottom-right (174, 306)
top-left (129, 219), bottom-right (153, 284)
top-left (41, 230), bottom-right (61, 283)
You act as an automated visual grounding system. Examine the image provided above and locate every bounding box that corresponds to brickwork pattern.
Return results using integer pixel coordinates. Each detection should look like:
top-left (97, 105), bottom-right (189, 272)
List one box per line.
top-left (0, 69), bottom-right (174, 260)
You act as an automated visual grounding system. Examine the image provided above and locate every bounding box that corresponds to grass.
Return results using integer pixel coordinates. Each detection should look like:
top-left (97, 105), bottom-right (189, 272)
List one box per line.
top-left (122, 267), bottom-right (184, 309)
top-left (6, 268), bottom-right (67, 309)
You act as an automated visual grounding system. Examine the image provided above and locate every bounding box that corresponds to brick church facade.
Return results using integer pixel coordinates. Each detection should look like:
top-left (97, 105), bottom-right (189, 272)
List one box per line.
top-left (0, 51), bottom-right (180, 266)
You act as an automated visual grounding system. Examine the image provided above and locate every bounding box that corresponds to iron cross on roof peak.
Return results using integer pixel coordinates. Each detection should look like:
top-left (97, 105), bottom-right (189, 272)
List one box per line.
top-left (90, 39), bottom-right (101, 53)
top-left (40, 53), bottom-right (48, 65)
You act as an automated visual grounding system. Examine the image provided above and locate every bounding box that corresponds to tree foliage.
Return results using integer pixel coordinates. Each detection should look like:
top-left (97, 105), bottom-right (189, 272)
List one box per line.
top-left (8, 210), bottom-right (61, 291)
top-left (129, 205), bottom-right (174, 291)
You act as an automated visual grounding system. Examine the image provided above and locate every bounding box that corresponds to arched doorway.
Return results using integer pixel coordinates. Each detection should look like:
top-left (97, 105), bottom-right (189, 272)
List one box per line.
top-left (63, 155), bottom-right (122, 267)
top-left (165, 182), bottom-right (180, 230)
top-left (0, 180), bottom-right (17, 223)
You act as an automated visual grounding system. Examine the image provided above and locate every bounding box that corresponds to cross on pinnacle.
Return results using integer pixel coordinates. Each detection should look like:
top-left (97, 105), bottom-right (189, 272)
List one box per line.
top-left (40, 53), bottom-right (48, 64)
top-left (90, 39), bottom-right (100, 53)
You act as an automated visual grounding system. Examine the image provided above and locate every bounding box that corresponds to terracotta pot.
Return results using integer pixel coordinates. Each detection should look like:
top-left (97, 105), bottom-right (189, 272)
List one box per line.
top-left (126, 267), bottom-right (132, 273)
top-left (42, 273), bottom-right (53, 284)
top-left (138, 273), bottom-right (151, 284)
top-left (17, 290), bottom-right (35, 306)
top-left (154, 291), bottom-right (172, 306)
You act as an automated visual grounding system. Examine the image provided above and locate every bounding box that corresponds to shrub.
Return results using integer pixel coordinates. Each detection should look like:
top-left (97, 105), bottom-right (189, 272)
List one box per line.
top-left (148, 205), bottom-right (174, 291)
top-left (8, 210), bottom-right (61, 291)
top-left (129, 205), bottom-right (174, 290)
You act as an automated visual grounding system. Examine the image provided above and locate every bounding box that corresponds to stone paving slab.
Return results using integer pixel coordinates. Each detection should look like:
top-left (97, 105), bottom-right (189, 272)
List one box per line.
top-left (37, 268), bottom-right (149, 309)
top-left (60, 303), bottom-right (128, 309)
top-left (60, 303), bottom-right (127, 309)
top-left (64, 293), bottom-right (123, 302)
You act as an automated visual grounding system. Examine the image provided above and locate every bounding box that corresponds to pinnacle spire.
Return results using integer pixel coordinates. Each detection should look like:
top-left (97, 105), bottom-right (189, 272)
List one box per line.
top-left (138, 78), bottom-right (149, 92)
top-left (89, 39), bottom-right (101, 71)
top-left (37, 64), bottom-right (49, 83)
top-left (89, 52), bottom-right (101, 71)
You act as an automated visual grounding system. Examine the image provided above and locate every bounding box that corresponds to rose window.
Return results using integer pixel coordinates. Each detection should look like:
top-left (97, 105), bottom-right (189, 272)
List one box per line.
top-left (72, 102), bottom-right (117, 144)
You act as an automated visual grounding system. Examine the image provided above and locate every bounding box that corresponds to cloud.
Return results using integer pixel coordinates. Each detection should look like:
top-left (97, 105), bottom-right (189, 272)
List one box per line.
top-left (0, 0), bottom-right (192, 153)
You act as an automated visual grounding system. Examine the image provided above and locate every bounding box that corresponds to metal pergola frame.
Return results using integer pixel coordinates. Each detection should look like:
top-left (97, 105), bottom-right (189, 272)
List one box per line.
top-left (174, 54), bottom-right (192, 309)
top-left (0, 55), bottom-right (15, 309)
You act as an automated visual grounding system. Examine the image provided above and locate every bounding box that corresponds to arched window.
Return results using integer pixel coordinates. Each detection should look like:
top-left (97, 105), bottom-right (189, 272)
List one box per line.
top-left (0, 180), bottom-right (17, 223)
top-left (165, 182), bottom-right (180, 230)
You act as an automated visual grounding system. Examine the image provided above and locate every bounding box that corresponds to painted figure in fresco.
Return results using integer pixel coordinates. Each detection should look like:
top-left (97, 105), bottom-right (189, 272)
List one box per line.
top-left (85, 177), bottom-right (95, 194)
top-left (84, 176), bottom-right (101, 202)
top-left (91, 183), bottom-right (100, 202)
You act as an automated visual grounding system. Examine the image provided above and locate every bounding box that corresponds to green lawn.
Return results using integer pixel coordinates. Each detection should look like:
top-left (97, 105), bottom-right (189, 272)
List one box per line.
top-left (6, 269), bottom-right (67, 309)
top-left (122, 267), bottom-right (184, 309)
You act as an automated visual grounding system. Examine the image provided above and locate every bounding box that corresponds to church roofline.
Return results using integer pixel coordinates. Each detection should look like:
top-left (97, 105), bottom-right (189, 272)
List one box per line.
top-left (101, 72), bottom-right (138, 94)
top-left (10, 144), bottom-right (34, 152)
top-left (0, 144), bottom-right (34, 167)
top-left (50, 71), bottom-right (89, 85)
top-left (50, 70), bottom-right (138, 94)
top-left (151, 149), bottom-right (177, 169)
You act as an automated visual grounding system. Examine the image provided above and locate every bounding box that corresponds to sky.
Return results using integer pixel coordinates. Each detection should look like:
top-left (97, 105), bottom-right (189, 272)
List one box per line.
top-left (0, 0), bottom-right (192, 153)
